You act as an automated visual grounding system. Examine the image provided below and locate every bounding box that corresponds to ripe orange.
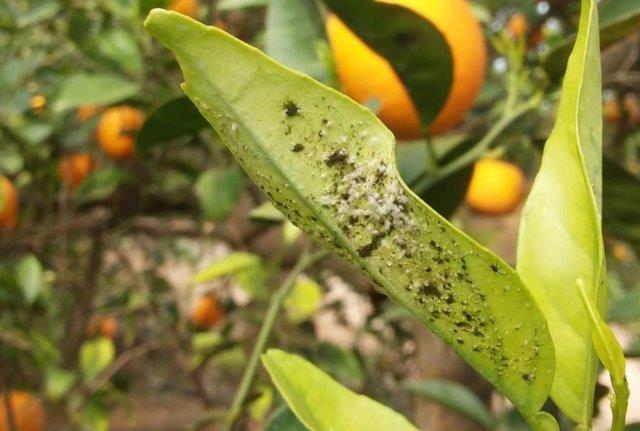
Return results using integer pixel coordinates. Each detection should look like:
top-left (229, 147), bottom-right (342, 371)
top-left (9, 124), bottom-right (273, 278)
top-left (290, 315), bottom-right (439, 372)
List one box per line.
top-left (191, 295), bottom-right (225, 328)
top-left (506, 13), bottom-right (529, 39)
top-left (326, 0), bottom-right (487, 139)
top-left (465, 159), bottom-right (525, 215)
top-left (76, 105), bottom-right (102, 122)
top-left (0, 177), bottom-right (18, 229)
top-left (96, 106), bottom-right (145, 160)
top-left (168, 0), bottom-right (199, 17)
top-left (29, 95), bottom-right (46, 114)
top-left (604, 98), bottom-right (621, 125)
top-left (58, 152), bottom-right (94, 189)
top-left (0, 391), bottom-right (45, 431)
top-left (86, 316), bottom-right (118, 339)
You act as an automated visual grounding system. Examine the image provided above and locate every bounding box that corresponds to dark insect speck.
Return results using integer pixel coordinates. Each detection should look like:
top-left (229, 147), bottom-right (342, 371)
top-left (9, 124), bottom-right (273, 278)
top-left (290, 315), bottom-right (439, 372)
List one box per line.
top-left (284, 101), bottom-right (300, 117)
top-left (325, 149), bottom-right (349, 166)
top-left (522, 373), bottom-right (535, 383)
top-left (290, 143), bottom-right (304, 152)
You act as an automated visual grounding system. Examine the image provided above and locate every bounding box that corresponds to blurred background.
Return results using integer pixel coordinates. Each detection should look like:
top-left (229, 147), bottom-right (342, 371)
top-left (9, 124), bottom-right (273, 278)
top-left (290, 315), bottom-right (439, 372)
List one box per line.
top-left (0, 0), bottom-right (639, 430)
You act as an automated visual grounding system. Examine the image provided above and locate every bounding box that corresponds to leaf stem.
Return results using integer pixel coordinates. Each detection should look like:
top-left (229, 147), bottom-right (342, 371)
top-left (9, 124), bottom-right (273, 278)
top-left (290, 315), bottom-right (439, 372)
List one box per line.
top-left (413, 94), bottom-right (541, 194)
top-left (223, 249), bottom-right (328, 430)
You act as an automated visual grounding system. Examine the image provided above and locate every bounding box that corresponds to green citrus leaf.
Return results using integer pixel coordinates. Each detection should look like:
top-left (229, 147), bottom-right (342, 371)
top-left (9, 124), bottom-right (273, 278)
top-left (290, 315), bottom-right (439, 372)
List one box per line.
top-left (136, 96), bottom-right (208, 154)
top-left (144, 10), bottom-right (554, 419)
top-left (265, 0), bottom-right (329, 83)
top-left (517, 0), bottom-right (604, 424)
top-left (262, 349), bottom-right (418, 431)
top-left (405, 379), bottom-right (495, 429)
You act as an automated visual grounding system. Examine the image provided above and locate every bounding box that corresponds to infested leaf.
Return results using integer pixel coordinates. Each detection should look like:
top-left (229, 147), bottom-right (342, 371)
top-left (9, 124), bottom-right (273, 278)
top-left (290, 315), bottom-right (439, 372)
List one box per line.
top-left (144, 10), bottom-right (554, 420)
top-left (517, 0), bottom-right (604, 424)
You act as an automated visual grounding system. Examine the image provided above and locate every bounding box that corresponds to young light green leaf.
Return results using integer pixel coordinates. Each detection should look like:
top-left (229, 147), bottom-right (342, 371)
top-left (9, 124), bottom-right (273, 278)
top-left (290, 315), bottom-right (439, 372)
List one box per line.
top-left (517, 0), bottom-right (604, 424)
top-left (250, 201), bottom-right (286, 223)
top-left (405, 380), bottom-right (495, 429)
top-left (16, 254), bottom-right (44, 304)
top-left (284, 275), bottom-right (322, 324)
top-left (45, 367), bottom-right (77, 400)
top-left (262, 349), bottom-right (418, 431)
top-left (79, 337), bottom-right (115, 382)
top-left (52, 73), bottom-right (139, 111)
top-left (265, 0), bottom-right (329, 83)
top-left (144, 10), bottom-right (555, 420)
top-left (576, 279), bottom-right (629, 431)
top-left (191, 252), bottom-right (262, 284)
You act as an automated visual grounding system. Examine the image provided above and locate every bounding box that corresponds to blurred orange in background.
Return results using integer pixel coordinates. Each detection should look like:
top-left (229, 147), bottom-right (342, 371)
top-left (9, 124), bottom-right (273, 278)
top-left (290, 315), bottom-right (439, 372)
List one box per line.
top-left (0, 391), bottom-right (45, 431)
top-left (0, 177), bottom-right (18, 229)
top-left (97, 106), bottom-right (145, 160)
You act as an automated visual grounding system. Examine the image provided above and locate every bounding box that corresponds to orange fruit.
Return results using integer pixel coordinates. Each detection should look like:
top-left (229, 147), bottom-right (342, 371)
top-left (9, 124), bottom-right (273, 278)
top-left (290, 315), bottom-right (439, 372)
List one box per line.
top-left (29, 95), bottom-right (46, 114)
top-left (465, 159), bottom-right (525, 215)
top-left (326, 0), bottom-right (487, 139)
top-left (58, 152), bottom-right (94, 189)
top-left (191, 295), bottom-right (225, 328)
top-left (96, 106), bottom-right (145, 160)
top-left (168, 0), bottom-right (199, 17)
top-left (506, 13), bottom-right (529, 39)
top-left (0, 391), bottom-right (45, 431)
top-left (76, 105), bottom-right (102, 122)
top-left (623, 94), bottom-right (640, 127)
top-left (0, 177), bottom-right (18, 229)
top-left (86, 316), bottom-right (118, 339)
top-left (604, 98), bottom-right (621, 125)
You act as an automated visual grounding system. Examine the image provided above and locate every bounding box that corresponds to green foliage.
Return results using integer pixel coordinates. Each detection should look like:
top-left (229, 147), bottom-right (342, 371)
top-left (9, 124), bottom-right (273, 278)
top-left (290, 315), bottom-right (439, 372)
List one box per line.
top-left (144, 10), bottom-right (555, 419)
top-left (52, 73), bottom-right (140, 111)
top-left (264, 406), bottom-right (307, 431)
top-left (194, 167), bottom-right (244, 221)
top-left (405, 379), bottom-right (495, 429)
top-left (136, 97), bottom-right (208, 154)
top-left (16, 254), bottom-right (44, 305)
top-left (517, 0), bottom-right (611, 424)
top-left (262, 349), bottom-right (418, 431)
top-left (79, 337), bottom-right (115, 382)
top-left (265, 0), bottom-right (329, 83)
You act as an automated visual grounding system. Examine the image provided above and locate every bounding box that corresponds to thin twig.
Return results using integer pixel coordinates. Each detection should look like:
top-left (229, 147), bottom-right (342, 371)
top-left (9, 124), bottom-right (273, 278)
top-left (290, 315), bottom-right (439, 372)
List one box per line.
top-left (223, 250), bottom-right (328, 431)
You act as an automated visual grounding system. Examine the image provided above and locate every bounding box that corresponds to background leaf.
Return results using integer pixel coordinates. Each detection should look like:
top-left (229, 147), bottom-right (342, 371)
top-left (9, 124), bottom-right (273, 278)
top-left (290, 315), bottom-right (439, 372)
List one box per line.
top-left (79, 337), bottom-right (115, 382)
top-left (52, 73), bottom-right (139, 111)
top-left (265, 0), bottom-right (329, 83)
top-left (16, 254), bottom-right (44, 305)
top-left (194, 168), bottom-right (243, 221)
top-left (262, 349), bottom-right (418, 431)
top-left (136, 96), bottom-right (208, 154)
top-left (405, 379), bottom-right (495, 429)
top-left (264, 405), bottom-right (307, 431)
